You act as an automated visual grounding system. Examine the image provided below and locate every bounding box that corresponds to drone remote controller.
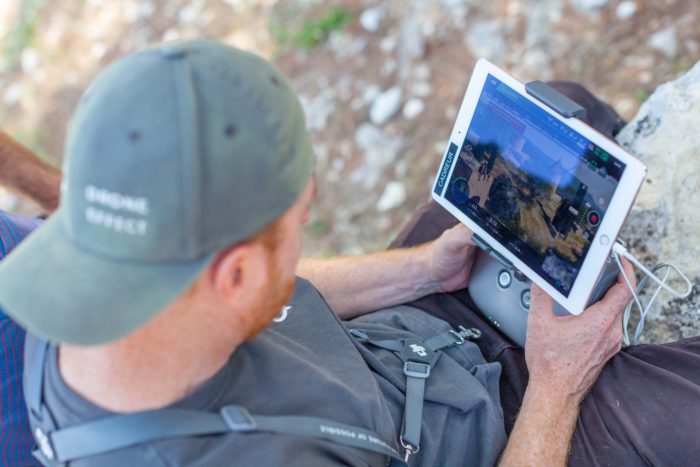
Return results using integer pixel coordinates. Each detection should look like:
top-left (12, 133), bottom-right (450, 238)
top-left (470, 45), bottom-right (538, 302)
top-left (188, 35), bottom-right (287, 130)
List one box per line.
top-left (468, 246), bottom-right (619, 347)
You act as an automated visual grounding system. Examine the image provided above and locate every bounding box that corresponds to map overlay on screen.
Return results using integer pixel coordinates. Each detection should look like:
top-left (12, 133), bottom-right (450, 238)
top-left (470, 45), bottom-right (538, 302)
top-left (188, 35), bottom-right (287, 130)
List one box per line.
top-left (445, 75), bottom-right (626, 296)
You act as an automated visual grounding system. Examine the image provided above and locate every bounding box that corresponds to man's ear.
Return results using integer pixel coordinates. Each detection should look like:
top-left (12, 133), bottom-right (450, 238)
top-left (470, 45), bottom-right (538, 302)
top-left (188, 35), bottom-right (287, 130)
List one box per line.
top-left (209, 242), bottom-right (270, 308)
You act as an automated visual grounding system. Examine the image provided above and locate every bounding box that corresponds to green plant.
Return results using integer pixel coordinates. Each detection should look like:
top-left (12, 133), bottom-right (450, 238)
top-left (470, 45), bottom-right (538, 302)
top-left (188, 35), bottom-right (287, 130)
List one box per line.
top-left (4, 0), bottom-right (47, 70)
top-left (634, 88), bottom-right (648, 104)
top-left (271, 5), bottom-right (352, 52)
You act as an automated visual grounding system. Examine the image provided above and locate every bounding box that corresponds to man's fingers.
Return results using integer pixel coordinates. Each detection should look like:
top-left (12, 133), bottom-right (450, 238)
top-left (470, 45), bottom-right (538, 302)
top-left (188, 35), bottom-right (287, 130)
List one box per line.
top-left (589, 277), bottom-right (633, 321)
top-left (444, 223), bottom-right (475, 246)
top-left (616, 257), bottom-right (636, 291)
top-left (436, 224), bottom-right (476, 256)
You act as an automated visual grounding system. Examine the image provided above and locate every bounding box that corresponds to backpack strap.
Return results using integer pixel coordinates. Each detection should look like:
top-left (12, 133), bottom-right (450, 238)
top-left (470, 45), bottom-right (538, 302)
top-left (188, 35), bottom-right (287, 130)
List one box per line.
top-left (24, 338), bottom-right (406, 466)
top-left (349, 325), bottom-right (481, 463)
top-left (50, 406), bottom-right (405, 463)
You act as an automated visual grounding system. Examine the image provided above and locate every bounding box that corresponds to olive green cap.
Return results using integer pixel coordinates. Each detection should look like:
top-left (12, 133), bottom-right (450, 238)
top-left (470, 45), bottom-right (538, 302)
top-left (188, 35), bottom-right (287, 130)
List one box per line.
top-left (0, 39), bottom-right (315, 345)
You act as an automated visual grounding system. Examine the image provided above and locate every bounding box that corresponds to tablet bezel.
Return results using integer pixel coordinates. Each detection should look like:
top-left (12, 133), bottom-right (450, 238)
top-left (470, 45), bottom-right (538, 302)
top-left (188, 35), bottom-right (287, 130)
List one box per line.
top-left (432, 58), bottom-right (646, 314)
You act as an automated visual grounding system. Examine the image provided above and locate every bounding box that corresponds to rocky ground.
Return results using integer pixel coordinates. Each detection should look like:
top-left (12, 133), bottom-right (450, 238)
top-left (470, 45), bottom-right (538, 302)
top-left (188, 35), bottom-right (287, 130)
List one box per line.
top-left (0, 0), bottom-right (698, 342)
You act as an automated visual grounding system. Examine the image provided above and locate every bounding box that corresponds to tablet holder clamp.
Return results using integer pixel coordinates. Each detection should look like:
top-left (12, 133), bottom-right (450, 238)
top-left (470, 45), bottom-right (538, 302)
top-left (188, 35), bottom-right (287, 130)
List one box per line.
top-left (466, 81), bottom-right (618, 347)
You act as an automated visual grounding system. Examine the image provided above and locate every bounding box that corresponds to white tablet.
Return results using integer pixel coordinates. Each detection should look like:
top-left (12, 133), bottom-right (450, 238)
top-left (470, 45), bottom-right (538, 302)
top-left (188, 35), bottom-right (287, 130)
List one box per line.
top-left (432, 59), bottom-right (646, 315)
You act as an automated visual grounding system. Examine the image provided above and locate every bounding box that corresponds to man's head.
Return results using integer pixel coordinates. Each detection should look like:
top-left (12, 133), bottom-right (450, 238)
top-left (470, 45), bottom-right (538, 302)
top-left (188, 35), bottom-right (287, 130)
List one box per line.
top-left (0, 39), bottom-right (315, 345)
top-left (182, 175), bottom-right (315, 344)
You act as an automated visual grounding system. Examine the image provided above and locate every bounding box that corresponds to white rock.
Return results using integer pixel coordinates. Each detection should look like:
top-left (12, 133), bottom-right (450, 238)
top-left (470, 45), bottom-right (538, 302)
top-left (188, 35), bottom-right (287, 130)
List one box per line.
top-left (354, 123), bottom-right (403, 188)
top-left (434, 141), bottom-right (449, 154)
top-left (526, 0), bottom-right (563, 48)
top-left (411, 81), bottom-right (432, 98)
top-left (570, 0), bottom-right (611, 14)
top-left (413, 64), bottom-right (431, 81)
top-left (421, 21), bottom-right (436, 38)
top-left (379, 35), bottom-right (398, 54)
top-left (299, 89), bottom-right (337, 132)
top-left (402, 98), bottom-right (425, 120)
top-left (615, 60), bottom-right (700, 307)
top-left (223, 0), bottom-right (245, 10)
top-left (614, 98), bottom-right (635, 115)
top-left (0, 189), bottom-right (18, 212)
top-left (370, 87), bottom-right (403, 125)
top-left (162, 29), bottom-right (181, 42)
top-left (359, 7), bottom-right (384, 33)
top-left (20, 48), bottom-right (39, 74)
top-left (441, 0), bottom-right (469, 27)
top-left (3, 83), bottom-right (23, 106)
top-left (521, 49), bottom-right (552, 79)
top-left (465, 21), bottom-right (507, 61)
top-left (648, 26), bottom-right (678, 57)
top-left (361, 84), bottom-right (381, 106)
top-left (355, 124), bottom-right (399, 158)
top-left (398, 15), bottom-right (426, 65)
top-left (90, 42), bottom-right (107, 61)
top-left (328, 32), bottom-right (366, 59)
top-left (376, 181), bottom-right (407, 212)
top-left (178, 4), bottom-right (199, 24)
top-left (124, 0), bottom-right (155, 22)
top-left (615, 0), bottom-right (637, 20)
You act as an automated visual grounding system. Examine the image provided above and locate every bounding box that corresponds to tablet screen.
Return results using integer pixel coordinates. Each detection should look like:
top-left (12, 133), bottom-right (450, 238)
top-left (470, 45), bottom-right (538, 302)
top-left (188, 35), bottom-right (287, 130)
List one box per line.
top-left (444, 75), bottom-right (626, 296)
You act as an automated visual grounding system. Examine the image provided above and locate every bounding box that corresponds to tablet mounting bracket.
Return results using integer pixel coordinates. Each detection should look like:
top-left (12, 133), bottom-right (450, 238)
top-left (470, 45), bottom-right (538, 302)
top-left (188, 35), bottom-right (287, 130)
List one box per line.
top-left (524, 80), bottom-right (587, 119)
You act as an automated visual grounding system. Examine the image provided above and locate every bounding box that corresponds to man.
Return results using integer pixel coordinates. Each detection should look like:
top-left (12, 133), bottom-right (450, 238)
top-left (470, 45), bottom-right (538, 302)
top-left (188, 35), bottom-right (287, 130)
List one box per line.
top-left (0, 130), bottom-right (61, 465)
top-left (0, 39), bottom-right (697, 466)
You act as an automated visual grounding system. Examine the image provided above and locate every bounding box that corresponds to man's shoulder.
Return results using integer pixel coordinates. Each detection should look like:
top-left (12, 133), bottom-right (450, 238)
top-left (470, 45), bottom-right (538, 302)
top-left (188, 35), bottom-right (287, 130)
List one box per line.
top-left (0, 210), bottom-right (40, 320)
top-left (0, 210), bottom-right (41, 258)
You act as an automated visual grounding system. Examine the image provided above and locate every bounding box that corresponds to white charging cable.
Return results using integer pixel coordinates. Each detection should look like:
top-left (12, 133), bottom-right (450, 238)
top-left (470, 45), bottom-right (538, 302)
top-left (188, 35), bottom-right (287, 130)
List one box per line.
top-left (611, 242), bottom-right (694, 346)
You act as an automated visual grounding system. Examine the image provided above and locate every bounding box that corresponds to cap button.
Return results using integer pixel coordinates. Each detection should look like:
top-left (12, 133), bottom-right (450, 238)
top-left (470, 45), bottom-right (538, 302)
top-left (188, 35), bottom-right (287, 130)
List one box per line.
top-left (159, 43), bottom-right (189, 60)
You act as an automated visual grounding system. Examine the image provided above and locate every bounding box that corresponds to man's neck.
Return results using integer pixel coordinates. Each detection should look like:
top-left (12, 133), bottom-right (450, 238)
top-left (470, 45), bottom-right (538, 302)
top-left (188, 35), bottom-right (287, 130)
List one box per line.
top-left (59, 300), bottom-right (244, 413)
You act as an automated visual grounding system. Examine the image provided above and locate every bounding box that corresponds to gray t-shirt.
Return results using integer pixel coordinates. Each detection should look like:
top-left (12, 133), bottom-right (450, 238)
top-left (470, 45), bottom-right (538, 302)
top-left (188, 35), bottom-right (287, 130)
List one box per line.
top-left (31, 278), bottom-right (506, 466)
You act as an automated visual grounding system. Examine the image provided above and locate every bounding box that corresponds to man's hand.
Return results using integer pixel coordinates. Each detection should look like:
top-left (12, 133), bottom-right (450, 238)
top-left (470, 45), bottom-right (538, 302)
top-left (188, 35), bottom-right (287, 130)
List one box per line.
top-left (425, 223), bottom-right (478, 293)
top-left (500, 259), bottom-right (635, 467)
top-left (298, 223), bottom-right (479, 319)
top-left (526, 258), bottom-right (635, 401)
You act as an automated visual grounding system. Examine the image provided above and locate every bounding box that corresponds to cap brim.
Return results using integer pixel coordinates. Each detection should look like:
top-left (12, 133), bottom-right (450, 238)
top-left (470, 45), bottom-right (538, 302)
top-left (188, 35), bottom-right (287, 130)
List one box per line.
top-left (0, 213), bottom-right (213, 345)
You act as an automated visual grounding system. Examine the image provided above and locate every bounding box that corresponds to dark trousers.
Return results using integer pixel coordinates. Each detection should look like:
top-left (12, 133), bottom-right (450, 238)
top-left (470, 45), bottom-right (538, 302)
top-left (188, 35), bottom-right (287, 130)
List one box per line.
top-left (389, 83), bottom-right (700, 466)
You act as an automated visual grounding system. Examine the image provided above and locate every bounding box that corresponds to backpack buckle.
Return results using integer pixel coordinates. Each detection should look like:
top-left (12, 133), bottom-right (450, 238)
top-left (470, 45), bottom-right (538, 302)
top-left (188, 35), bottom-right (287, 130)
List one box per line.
top-left (221, 406), bottom-right (258, 432)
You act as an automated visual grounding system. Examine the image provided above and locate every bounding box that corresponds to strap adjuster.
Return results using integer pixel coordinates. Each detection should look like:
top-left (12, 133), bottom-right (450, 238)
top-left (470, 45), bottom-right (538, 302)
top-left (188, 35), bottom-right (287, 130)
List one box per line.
top-left (400, 436), bottom-right (420, 462)
top-left (221, 406), bottom-right (258, 432)
top-left (403, 361), bottom-right (430, 379)
top-left (34, 427), bottom-right (55, 461)
top-left (449, 325), bottom-right (481, 344)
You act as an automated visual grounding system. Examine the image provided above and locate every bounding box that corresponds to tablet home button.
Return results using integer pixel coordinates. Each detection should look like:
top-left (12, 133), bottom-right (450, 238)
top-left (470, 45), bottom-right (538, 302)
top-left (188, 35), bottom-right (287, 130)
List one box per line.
top-left (600, 234), bottom-right (610, 246)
